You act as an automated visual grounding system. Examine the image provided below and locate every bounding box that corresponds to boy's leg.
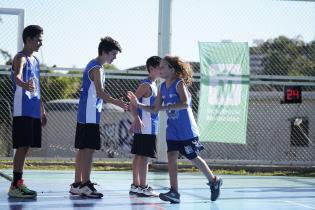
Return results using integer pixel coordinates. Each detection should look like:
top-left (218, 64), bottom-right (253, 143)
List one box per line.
top-left (12, 117), bottom-right (39, 185)
top-left (130, 155), bottom-right (140, 194)
top-left (80, 148), bottom-right (94, 183)
top-left (70, 149), bottom-right (95, 196)
top-left (13, 147), bottom-right (29, 185)
top-left (132, 155), bottom-right (140, 186)
top-left (138, 155), bottom-right (149, 187)
top-left (190, 156), bottom-right (215, 182)
top-left (137, 155), bottom-right (158, 197)
top-left (9, 146), bottom-right (36, 198)
top-left (78, 148), bottom-right (103, 198)
top-left (167, 151), bottom-right (179, 192)
top-left (74, 150), bottom-right (83, 183)
top-left (129, 155), bottom-right (141, 195)
top-left (69, 151), bottom-right (82, 195)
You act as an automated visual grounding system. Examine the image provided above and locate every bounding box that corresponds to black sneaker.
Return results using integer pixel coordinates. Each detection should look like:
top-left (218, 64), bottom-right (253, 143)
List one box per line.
top-left (208, 176), bottom-right (223, 201)
top-left (159, 188), bottom-right (180, 204)
top-left (80, 181), bottom-right (103, 199)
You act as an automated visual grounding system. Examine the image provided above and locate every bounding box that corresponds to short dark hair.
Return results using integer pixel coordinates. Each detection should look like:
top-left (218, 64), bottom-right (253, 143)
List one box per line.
top-left (98, 36), bottom-right (122, 55)
top-left (146, 56), bottom-right (161, 72)
top-left (22, 25), bottom-right (43, 43)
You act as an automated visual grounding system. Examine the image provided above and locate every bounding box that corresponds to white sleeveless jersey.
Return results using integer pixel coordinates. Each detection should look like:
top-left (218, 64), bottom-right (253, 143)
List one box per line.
top-left (77, 59), bottom-right (105, 124)
top-left (136, 78), bottom-right (159, 135)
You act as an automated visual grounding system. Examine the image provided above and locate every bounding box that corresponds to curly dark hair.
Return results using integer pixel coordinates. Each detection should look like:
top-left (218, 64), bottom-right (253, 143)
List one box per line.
top-left (98, 36), bottom-right (122, 55)
top-left (163, 55), bottom-right (193, 86)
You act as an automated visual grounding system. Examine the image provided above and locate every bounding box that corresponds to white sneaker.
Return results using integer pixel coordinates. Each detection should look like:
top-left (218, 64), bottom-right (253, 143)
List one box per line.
top-left (80, 181), bottom-right (103, 199)
top-left (138, 185), bottom-right (158, 197)
top-left (129, 184), bottom-right (139, 195)
top-left (69, 182), bottom-right (81, 195)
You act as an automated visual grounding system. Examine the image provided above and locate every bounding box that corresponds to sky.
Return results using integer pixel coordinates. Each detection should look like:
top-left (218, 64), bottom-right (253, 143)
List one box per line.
top-left (0, 0), bottom-right (315, 70)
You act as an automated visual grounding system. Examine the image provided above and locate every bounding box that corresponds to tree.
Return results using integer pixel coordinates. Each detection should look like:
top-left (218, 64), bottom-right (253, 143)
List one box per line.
top-left (103, 63), bottom-right (119, 70)
top-left (41, 69), bottom-right (82, 102)
top-left (0, 49), bottom-right (12, 65)
top-left (0, 17), bottom-right (13, 65)
top-left (252, 36), bottom-right (315, 76)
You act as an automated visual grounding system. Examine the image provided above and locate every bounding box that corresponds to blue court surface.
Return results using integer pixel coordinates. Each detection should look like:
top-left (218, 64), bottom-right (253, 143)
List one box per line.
top-left (0, 170), bottom-right (315, 210)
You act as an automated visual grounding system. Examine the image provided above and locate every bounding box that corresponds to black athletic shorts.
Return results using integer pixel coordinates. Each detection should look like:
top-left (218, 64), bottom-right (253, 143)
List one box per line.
top-left (12, 116), bottom-right (41, 149)
top-left (167, 137), bottom-right (204, 160)
top-left (75, 123), bottom-right (101, 150)
top-left (131, 133), bottom-right (157, 158)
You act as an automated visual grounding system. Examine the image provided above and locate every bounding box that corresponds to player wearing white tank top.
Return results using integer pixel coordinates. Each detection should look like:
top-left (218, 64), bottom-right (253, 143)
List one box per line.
top-left (129, 56), bottom-right (161, 197)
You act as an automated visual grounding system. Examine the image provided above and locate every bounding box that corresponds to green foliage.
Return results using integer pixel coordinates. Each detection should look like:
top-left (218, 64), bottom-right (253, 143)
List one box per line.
top-left (103, 63), bottom-right (119, 70)
top-left (253, 36), bottom-right (315, 76)
top-left (41, 71), bottom-right (82, 102)
top-left (0, 49), bottom-right (12, 65)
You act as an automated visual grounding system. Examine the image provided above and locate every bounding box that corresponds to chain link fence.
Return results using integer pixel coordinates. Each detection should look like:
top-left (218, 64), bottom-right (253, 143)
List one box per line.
top-left (1, 0), bottom-right (315, 166)
top-left (0, 66), bottom-right (315, 166)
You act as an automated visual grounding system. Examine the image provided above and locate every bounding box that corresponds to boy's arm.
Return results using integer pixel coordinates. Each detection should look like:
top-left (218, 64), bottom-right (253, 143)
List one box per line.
top-left (90, 67), bottom-right (128, 110)
top-left (13, 55), bottom-right (34, 92)
top-left (128, 89), bottom-right (162, 113)
top-left (129, 84), bottom-right (150, 132)
top-left (40, 101), bottom-right (47, 126)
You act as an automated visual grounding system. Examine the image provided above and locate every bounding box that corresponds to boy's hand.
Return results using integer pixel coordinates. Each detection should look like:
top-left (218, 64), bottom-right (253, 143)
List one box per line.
top-left (128, 123), bottom-right (134, 135)
top-left (41, 113), bottom-right (47, 126)
top-left (133, 116), bottom-right (144, 133)
top-left (117, 97), bottom-right (129, 110)
top-left (127, 91), bottom-right (138, 107)
top-left (26, 79), bottom-right (35, 92)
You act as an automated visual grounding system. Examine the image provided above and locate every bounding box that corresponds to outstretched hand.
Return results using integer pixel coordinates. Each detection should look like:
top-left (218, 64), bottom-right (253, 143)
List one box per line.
top-left (127, 91), bottom-right (138, 107)
top-left (117, 97), bottom-right (129, 111)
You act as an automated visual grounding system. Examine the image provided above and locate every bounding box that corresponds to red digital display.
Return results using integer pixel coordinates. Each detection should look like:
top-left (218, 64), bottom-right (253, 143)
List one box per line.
top-left (284, 86), bottom-right (302, 104)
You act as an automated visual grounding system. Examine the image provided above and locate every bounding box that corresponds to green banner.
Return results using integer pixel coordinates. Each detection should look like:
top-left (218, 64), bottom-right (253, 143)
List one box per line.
top-left (198, 42), bottom-right (250, 144)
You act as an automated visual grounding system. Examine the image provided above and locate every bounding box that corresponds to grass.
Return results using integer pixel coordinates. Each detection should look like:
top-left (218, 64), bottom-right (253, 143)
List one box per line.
top-left (1, 159), bottom-right (314, 177)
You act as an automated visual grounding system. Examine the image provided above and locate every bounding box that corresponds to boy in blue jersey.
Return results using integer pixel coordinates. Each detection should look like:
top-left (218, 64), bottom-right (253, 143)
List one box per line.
top-left (128, 55), bottom-right (222, 203)
top-left (69, 37), bottom-right (127, 199)
top-left (9, 25), bottom-right (47, 198)
top-left (129, 56), bottom-right (161, 197)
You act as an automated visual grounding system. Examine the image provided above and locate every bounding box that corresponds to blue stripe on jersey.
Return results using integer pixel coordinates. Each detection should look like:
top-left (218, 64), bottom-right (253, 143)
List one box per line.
top-left (160, 78), bottom-right (200, 140)
top-left (136, 78), bottom-right (159, 135)
top-left (77, 59), bottom-right (104, 124)
top-left (11, 52), bottom-right (41, 119)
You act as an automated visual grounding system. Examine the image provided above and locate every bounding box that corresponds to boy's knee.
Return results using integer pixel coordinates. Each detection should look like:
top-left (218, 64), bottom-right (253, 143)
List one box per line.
top-left (17, 147), bottom-right (29, 153)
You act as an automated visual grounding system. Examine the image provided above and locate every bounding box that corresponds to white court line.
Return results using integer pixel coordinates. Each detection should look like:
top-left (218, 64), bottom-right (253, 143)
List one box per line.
top-left (283, 200), bottom-right (315, 210)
